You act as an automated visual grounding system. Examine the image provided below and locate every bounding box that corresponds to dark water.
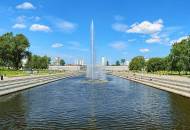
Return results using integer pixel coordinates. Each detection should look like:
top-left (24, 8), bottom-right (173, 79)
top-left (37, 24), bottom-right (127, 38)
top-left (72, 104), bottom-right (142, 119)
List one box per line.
top-left (0, 75), bottom-right (190, 130)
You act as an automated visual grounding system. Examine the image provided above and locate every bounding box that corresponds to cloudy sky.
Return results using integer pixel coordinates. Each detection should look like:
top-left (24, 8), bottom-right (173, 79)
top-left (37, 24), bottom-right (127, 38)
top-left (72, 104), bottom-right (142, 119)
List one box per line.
top-left (0, 0), bottom-right (190, 64)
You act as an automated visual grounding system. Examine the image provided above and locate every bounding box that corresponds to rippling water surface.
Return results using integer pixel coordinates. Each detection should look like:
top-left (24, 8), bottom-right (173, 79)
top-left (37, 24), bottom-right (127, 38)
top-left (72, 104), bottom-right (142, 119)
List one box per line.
top-left (0, 75), bottom-right (190, 129)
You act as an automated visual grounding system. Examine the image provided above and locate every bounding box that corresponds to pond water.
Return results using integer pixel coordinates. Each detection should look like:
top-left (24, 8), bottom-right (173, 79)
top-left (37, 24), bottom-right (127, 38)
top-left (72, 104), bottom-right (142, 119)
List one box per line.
top-left (0, 75), bottom-right (190, 129)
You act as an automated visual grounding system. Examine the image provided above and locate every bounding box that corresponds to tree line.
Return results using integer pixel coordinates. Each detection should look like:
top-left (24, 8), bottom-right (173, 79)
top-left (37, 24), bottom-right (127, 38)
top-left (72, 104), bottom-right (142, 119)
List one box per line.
top-left (111, 59), bottom-right (127, 66)
top-left (0, 32), bottom-right (65, 70)
top-left (129, 36), bottom-right (190, 75)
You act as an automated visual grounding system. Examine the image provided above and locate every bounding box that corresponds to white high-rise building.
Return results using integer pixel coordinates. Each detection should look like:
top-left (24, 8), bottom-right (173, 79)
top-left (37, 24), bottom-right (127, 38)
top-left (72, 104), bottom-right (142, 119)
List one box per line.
top-left (75, 59), bottom-right (84, 65)
top-left (79, 59), bottom-right (84, 65)
top-left (101, 57), bottom-right (107, 66)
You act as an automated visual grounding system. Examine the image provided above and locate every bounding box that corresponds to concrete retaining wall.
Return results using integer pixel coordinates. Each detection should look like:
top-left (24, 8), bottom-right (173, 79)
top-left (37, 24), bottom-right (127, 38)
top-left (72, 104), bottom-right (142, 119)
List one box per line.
top-left (0, 73), bottom-right (78, 96)
top-left (103, 66), bottom-right (129, 71)
top-left (49, 65), bottom-right (86, 71)
top-left (112, 73), bottom-right (190, 98)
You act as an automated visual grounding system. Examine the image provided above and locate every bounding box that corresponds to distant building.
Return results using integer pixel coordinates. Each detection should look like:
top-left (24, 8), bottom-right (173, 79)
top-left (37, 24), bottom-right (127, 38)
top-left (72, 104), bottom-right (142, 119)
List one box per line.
top-left (21, 58), bottom-right (28, 67)
top-left (49, 65), bottom-right (86, 71)
top-left (101, 57), bottom-right (107, 66)
top-left (52, 57), bottom-right (61, 66)
top-left (75, 59), bottom-right (84, 65)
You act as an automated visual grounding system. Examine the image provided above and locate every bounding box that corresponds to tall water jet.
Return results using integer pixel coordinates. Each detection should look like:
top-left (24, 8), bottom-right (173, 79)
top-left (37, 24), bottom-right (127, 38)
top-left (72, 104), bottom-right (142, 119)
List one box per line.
top-left (86, 20), bottom-right (106, 82)
top-left (87, 20), bottom-right (96, 80)
top-left (90, 20), bottom-right (95, 80)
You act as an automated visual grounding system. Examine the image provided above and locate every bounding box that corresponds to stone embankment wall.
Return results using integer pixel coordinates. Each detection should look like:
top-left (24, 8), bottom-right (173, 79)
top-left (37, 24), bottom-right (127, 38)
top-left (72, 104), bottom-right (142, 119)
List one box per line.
top-left (103, 66), bottom-right (129, 71)
top-left (0, 73), bottom-right (78, 96)
top-left (49, 65), bottom-right (86, 71)
top-left (112, 72), bottom-right (190, 98)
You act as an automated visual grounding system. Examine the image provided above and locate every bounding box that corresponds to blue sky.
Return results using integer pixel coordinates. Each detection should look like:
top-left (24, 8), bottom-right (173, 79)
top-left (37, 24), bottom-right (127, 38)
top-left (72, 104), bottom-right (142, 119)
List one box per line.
top-left (0, 0), bottom-right (190, 64)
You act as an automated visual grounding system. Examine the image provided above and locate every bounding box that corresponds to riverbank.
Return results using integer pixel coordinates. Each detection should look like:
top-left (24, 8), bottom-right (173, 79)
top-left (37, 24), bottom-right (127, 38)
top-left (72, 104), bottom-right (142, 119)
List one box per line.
top-left (0, 71), bottom-right (81, 96)
top-left (111, 72), bottom-right (190, 98)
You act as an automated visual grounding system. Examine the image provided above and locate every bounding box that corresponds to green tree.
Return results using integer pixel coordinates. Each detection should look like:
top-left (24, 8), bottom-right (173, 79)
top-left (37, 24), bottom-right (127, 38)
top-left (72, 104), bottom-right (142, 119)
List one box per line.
top-left (48, 57), bottom-right (51, 64)
top-left (106, 61), bottom-right (109, 66)
top-left (24, 52), bottom-right (32, 69)
top-left (26, 55), bottom-right (50, 70)
top-left (146, 57), bottom-right (166, 72)
top-left (0, 32), bottom-right (30, 69)
top-left (115, 60), bottom-right (120, 66)
top-left (40, 56), bottom-right (49, 69)
top-left (60, 59), bottom-right (65, 66)
top-left (0, 32), bottom-right (14, 67)
top-left (121, 59), bottom-right (126, 65)
top-left (168, 37), bottom-right (190, 74)
top-left (129, 56), bottom-right (145, 71)
top-left (12, 34), bottom-right (30, 69)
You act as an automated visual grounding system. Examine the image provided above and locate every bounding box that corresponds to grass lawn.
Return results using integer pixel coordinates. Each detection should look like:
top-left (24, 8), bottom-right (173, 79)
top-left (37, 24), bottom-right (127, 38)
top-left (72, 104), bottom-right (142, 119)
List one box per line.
top-left (0, 68), bottom-right (63, 78)
top-left (130, 70), bottom-right (190, 78)
top-left (0, 69), bottom-right (29, 77)
top-left (147, 71), bottom-right (190, 76)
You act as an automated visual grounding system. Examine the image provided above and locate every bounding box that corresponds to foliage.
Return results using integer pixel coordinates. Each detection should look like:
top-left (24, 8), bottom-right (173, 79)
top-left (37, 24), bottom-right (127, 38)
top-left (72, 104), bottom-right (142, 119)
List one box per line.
top-left (128, 36), bottom-right (190, 74)
top-left (120, 59), bottom-right (126, 65)
top-left (60, 59), bottom-right (65, 66)
top-left (26, 55), bottom-right (50, 69)
top-left (115, 60), bottom-right (120, 66)
top-left (168, 37), bottom-right (190, 74)
top-left (146, 57), bottom-right (166, 72)
top-left (129, 56), bottom-right (145, 71)
top-left (0, 32), bottom-right (30, 70)
top-left (106, 61), bottom-right (109, 66)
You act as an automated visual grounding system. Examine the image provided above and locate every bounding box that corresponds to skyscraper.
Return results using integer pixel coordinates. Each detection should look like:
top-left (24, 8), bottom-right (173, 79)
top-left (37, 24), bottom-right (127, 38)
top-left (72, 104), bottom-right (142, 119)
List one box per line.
top-left (101, 57), bottom-right (107, 66)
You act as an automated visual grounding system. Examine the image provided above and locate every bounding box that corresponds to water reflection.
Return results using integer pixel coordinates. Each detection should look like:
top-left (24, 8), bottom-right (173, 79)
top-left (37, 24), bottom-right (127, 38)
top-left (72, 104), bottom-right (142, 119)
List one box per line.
top-left (0, 94), bottom-right (27, 129)
top-left (169, 94), bottom-right (190, 129)
top-left (0, 75), bottom-right (190, 129)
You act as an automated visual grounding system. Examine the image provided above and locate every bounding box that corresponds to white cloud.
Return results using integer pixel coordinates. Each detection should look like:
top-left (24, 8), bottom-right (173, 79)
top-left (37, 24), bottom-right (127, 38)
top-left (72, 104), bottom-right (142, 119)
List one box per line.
top-left (29, 16), bottom-right (41, 21)
top-left (112, 23), bottom-right (128, 32)
top-left (114, 15), bottom-right (125, 21)
top-left (16, 15), bottom-right (26, 23)
top-left (139, 48), bottom-right (149, 53)
top-left (128, 39), bottom-right (136, 42)
top-left (15, 15), bottom-right (41, 25)
top-left (52, 43), bottom-right (63, 48)
top-left (12, 23), bottom-right (26, 29)
top-left (16, 2), bottom-right (35, 10)
top-left (110, 41), bottom-right (127, 50)
top-left (146, 35), bottom-right (161, 43)
top-left (14, 16), bottom-right (27, 29)
top-left (170, 36), bottom-right (188, 45)
top-left (127, 19), bottom-right (163, 34)
top-left (57, 20), bottom-right (77, 32)
top-left (30, 24), bottom-right (51, 32)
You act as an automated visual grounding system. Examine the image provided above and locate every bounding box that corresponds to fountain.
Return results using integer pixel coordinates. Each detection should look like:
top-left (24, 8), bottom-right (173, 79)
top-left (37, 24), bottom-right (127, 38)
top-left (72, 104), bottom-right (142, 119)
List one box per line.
top-left (90, 20), bottom-right (95, 80)
top-left (86, 20), bottom-right (107, 83)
